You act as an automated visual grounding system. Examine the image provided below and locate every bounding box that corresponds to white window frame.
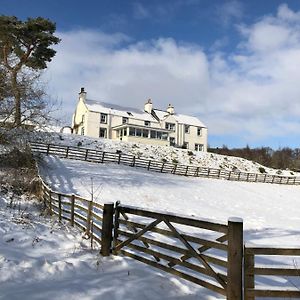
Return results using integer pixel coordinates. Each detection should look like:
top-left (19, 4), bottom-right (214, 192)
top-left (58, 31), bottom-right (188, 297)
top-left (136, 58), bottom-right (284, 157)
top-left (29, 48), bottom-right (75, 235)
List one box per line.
top-left (165, 122), bottom-right (175, 131)
top-left (195, 143), bottom-right (204, 151)
top-left (100, 113), bottom-right (107, 124)
top-left (197, 127), bottom-right (202, 136)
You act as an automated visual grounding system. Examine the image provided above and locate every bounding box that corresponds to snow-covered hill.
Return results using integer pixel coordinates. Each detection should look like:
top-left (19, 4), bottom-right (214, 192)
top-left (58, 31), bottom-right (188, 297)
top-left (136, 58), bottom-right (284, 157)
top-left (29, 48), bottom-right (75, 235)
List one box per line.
top-left (33, 132), bottom-right (299, 177)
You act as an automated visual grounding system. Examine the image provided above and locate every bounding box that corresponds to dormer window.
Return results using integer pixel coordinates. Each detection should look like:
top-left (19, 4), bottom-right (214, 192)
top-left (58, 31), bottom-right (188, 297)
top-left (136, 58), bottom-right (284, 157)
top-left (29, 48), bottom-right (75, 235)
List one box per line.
top-left (144, 121), bottom-right (150, 126)
top-left (122, 117), bottom-right (128, 124)
top-left (100, 113), bottom-right (107, 124)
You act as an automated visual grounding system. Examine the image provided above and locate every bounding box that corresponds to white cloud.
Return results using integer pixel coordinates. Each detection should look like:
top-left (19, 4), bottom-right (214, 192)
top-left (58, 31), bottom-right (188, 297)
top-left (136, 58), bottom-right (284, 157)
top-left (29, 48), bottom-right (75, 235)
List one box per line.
top-left (46, 4), bottom-right (300, 145)
top-left (216, 0), bottom-right (243, 26)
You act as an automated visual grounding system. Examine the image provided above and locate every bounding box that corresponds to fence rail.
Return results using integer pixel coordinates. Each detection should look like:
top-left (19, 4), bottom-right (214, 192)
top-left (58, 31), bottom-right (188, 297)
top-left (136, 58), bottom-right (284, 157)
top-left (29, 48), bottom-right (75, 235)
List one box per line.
top-left (244, 244), bottom-right (300, 299)
top-left (30, 142), bottom-right (300, 185)
top-left (112, 204), bottom-right (243, 299)
top-left (37, 176), bottom-right (300, 299)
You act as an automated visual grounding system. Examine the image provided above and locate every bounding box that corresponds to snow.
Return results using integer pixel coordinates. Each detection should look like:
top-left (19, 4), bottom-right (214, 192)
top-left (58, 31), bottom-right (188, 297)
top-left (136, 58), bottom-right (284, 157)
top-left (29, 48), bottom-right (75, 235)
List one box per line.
top-left (36, 155), bottom-right (300, 298)
top-left (31, 132), bottom-right (300, 177)
top-left (84, 99), bottom-right (206, 127)
top-left (39, 155), bottom-right (300, 246)
top-left (2, 132), bottom-right (300, 299)
top-left (0, 190), bottom-right (222, 300)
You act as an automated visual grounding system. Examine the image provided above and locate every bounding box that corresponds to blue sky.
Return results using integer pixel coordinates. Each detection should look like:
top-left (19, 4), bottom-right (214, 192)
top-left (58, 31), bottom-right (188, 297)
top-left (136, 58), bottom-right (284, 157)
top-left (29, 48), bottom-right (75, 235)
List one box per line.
top-left (2, 0), bottom-right (300, 149)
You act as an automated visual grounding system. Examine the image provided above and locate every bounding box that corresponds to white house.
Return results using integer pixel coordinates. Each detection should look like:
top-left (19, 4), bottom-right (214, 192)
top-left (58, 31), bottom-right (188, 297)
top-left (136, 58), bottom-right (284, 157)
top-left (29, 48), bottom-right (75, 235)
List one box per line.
top-left (72, 88), bottom-right (208, 151)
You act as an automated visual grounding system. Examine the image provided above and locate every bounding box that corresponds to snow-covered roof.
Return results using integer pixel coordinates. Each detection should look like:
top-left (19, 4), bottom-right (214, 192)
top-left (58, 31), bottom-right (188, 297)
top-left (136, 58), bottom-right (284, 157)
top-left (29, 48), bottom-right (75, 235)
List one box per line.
top-left (153, 109), bottom-right (206, 127)
top-left (84, 99), bottom-right (206, 127)
top-left (85, 99), bottom-right (154, 122)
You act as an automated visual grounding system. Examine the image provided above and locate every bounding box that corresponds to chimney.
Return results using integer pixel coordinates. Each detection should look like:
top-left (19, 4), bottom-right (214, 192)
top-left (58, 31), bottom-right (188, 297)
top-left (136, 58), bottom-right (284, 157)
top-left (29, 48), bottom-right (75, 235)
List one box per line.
top-left (144, 98), bottom-right (153, 114)
top-left (79, 87), bottom-right (87, 102)
top-left (167, 104), bottom-right (175, 115)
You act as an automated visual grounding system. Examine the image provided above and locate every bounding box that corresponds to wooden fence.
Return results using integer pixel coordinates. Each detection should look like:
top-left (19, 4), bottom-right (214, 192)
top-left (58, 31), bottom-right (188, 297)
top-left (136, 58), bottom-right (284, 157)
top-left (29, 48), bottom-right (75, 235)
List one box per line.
top-left (244, 244), bottom-right (300, 299)
top-left (40, 179), bottom-right (114, 256)
top-left (30, 142), bottom-right (300, 185)
top-left (38, 177), bottom-right (300, 299)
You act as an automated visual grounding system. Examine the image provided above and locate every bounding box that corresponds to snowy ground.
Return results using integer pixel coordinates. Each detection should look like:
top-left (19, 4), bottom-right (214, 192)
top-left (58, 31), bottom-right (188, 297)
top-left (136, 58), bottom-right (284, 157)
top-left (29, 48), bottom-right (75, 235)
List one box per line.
top-left (32, 132), bottom-right (300, 177)
top-left (36, 155), bottom-right (300, 298)
top-left (0, 189), bottom-right (220, 300)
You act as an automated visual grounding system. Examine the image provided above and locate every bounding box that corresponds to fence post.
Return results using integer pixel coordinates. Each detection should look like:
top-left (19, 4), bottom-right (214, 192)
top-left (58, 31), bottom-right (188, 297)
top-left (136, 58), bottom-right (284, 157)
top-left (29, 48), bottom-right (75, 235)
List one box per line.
top-left (46, 144), bottom-right (50, 155)
top-left (244, 246), bottom-right (255, 300)
top-left (85, 149), bottom-right (89, 161)
top-left (49, 191), bottom-right (53, 215)
top-left (65, 146), bottom-right (69, 158)
top-left (101, 202), bottom-right (114, 257)
top-left (118, 153), bottom-right (121, 164)
top-left (113, 201), bottom-right (120, 254)
top-left (58, 194), bottom-right (62, 222)
top-left (173, 164), bottom-right (178, 174)
top-left (147, 160), bottom-right (151, 170)
top-left (227, 217), bottom-right (243, 300)
top-left (132, 156), bottom-right (136, 167)
top-left (185, 166), bottom-right (189, 176)
top-left (101, 151), bottom-right (105, 163)
top-left (70, 195), bottom-right (75, 226)
top-left (161, 162), bottom-right (165, 173)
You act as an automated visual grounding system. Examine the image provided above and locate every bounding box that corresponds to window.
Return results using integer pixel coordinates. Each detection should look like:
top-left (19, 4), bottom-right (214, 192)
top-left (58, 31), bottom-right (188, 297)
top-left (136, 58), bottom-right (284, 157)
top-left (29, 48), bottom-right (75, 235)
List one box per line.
top-left (99, 128), bottom-right (107, 138)
top-left (195, 144), bottom-right (204, 151)
top-left (162, 133), bottom-right (168, 140)
top-left (150, 130), bottom-right (156, 139)
top-left (136, 128), bottom-right (142, 137)
top-left (144, 120), bottom-right (150, 126)
top-left (183, 142), bottom-right (189, 149)
top-left (197, 127), bottom-right (202, 136)
top-left (122, 117), bottom-right (128, 124)
top-left (81, 127), bottom-right (84, 136)
top-left (81, 115), bottom-right (85, 123)
top-left (142, 129), bottom-right (149, 138)
top-left (165, 122), bottom-right (175, 131)
top-left (100, 113), bottom-right (107, 124)
top-left (170, 137), bottom-right (175, 146)
top-left (185, 125), bottom-right (190, 133)
top-left (123, 128), bottom-right (127, 136)
top-left (129, 127), bottom-right (135, 136)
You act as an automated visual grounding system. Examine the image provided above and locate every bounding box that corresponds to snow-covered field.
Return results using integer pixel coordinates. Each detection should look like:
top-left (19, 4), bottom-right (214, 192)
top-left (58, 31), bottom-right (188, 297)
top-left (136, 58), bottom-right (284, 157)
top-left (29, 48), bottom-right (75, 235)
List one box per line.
top-left (33, 132), bottom-right (300, 177)
top-left (35, 155), bottom-right (300, 298)
top-left (1, 132), bottom-right (300, 299)
top-left (0, 188), bottom-right (223, 300)
top-left (39, 155), bottom-right (300, 247)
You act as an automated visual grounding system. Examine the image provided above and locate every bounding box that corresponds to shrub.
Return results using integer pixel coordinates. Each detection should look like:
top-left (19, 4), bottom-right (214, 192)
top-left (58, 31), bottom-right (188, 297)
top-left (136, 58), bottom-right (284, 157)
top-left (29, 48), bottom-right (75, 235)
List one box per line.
top-left (259, 167), bottom-right (266, 173)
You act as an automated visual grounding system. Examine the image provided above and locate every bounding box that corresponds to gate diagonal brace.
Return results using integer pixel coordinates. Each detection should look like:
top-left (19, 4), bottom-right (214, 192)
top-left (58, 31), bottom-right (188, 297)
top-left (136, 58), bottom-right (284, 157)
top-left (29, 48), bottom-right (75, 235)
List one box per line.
top-left (168, 234), bottom-right (228, 268)
top-left (163, 218), bottom-right (227, 289)
top-left (120, 212), bottom-right (160, 262)
top-left (114, 218), bottom-right (162, 252)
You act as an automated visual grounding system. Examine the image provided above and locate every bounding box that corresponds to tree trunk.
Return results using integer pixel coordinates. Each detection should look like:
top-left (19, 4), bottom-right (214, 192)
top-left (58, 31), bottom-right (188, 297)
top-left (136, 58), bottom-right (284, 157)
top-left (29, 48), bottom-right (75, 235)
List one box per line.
top-left (11, 71), bottom-right (21, 127)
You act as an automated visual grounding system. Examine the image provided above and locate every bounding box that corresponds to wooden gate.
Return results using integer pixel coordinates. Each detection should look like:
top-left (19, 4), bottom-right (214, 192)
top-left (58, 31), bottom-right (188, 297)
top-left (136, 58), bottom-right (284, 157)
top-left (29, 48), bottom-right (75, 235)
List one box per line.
top-left (113, 204), bottom-right (243, 299)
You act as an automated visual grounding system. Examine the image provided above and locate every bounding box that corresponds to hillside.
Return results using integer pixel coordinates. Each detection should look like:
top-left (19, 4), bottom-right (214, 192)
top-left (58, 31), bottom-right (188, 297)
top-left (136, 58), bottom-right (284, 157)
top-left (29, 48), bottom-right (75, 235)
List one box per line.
top-left (33, 132), bottom-right (299, 177)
